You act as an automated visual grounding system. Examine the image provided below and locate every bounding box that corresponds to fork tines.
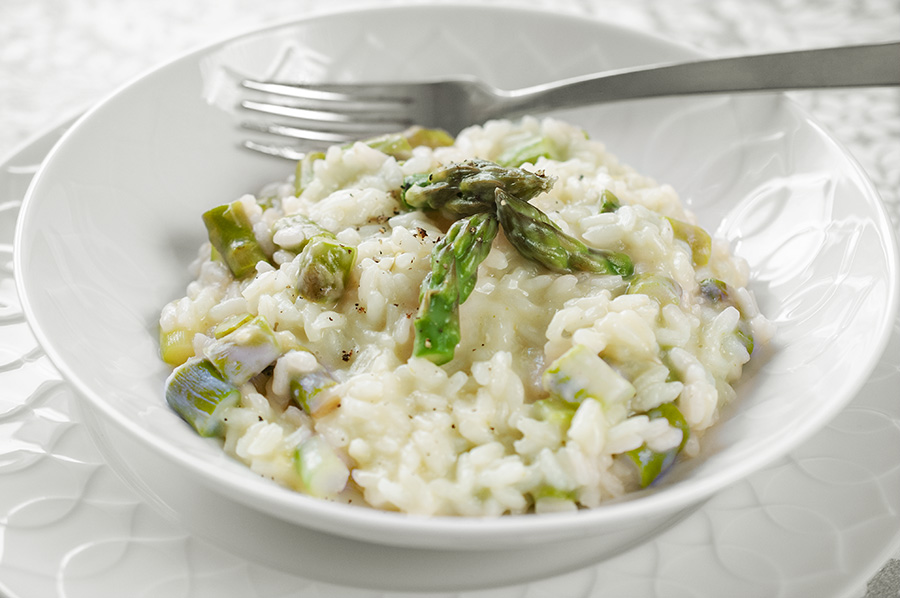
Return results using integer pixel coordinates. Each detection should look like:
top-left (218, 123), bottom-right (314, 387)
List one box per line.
top-left (240, 79), bottom-right (416, 156)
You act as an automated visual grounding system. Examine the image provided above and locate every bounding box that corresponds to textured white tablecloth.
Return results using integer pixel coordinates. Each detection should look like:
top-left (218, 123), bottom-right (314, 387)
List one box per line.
top-left (1, 1), bottom-right (898, 596)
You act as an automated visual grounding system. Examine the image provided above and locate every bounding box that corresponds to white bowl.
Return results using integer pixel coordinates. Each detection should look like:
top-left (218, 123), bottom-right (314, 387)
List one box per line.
top-left (14, 1), bottom-right (898, 565)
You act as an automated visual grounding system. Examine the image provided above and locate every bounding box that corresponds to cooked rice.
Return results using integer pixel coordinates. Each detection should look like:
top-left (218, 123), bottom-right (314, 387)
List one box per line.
top-left (159, 116), bottom-right (773, 516)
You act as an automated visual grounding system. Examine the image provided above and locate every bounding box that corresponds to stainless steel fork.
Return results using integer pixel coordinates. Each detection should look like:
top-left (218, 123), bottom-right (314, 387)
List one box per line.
top-left (240, 41), bottom-right (900, 159)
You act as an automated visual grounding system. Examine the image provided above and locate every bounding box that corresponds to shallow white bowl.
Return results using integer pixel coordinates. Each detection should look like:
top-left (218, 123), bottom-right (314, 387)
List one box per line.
top-left (14, 1), bottom-right (898, 568)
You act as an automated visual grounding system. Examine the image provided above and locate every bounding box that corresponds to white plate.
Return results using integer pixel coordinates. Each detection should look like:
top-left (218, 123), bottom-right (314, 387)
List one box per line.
top-left (11, 1), bottom-right (900, 566)
top-left (2, 84), bottom-right (900, 598)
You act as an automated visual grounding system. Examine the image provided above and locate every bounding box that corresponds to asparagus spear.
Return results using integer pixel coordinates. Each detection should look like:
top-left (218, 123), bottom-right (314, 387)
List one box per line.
top-left (413, 212), bottom-right (500, 365)
top-left (494, 188), bottom-right (633, 278)
top-left (402, 159), bottom-right (554, 217)
top-left (165, 358), bottom-right (241, 437)
top-left (296, 236), bottom-right (357, 304)
top-left (202, 200), bottom-right (272, 278)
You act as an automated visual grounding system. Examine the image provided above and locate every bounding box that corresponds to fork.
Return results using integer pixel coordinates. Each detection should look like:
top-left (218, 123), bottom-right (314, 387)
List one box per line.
top-left (240, 41), bottom-right (900, 159)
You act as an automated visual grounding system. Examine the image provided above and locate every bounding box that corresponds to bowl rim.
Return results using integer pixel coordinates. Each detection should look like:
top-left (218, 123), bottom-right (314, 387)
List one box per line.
top-left (13, 0), bottom-right (900, 545)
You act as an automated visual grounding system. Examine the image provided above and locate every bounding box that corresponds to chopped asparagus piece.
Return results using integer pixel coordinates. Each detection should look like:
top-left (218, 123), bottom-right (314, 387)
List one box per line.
top-left (403, 159), bottom-right (554, 217)
top-left (204, 315), bottom-right (282, 385)
top-left (542, 344), bottom-right (636, 407)
top-left (294, 151), bottom-right (325, 196)
top-left (213, 313), bottom-right (254, 339)
top-left (159, 328), bottom-right (195, 366)
top-left (698, 278), bottom-right (729, 304)
top-left (362, 127), bottom-right (455, 161)
top-left (667, 217), bottom-right (711, 267)
top-left (290, 367), bottom-right (338, 416)
top-left (699, 278), bottom-right (755, 354)
top-left (296, 236), bottom-right (357, 304)
top-left (532, 484), bottom-right (578, 502)
top-left (624, 402), bottom-right (690, 487)
top-left (402, 126), bottom-right (455, 149)
top-left (531, 396), bottom-right (579, 431)
top-left (293, 435), bottom-right (350, 498)
top-left (495, 188), bottom-right (633, 277)
top-left (202, 200), bottom-right (271, 278)
top-left (497, 132), bottom-right (561, 167)
top-left (413, 213), bottom-right (499, 364)
top-left (627, 273), bottom-right (683, 306)
top-left (165, 358), bottom-right (241, 437)
top-left (363, 133), bottom-right (414, 160)
top-left (599, 190), bottom-right (621, 213)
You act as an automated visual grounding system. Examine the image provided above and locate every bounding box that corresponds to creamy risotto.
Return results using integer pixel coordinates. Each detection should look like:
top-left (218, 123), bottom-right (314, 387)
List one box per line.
top-left (158, 117), bottom-right (772, 516)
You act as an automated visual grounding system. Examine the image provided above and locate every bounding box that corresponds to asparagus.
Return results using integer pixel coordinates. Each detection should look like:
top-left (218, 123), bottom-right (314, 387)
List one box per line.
top-left (699, 278), bottom-right (755, 354)
top-left (599, 189), bottom-right (621, 213)
top-left (623, 402), bottom-right (690, 487)
top-left (667, 217), bottom-right (711, 267)
top-left (290, 367), bottom-right (338, 416)
top-left (496, 132), bottom-right (561, 167)
top-left (626, 273), bottom-right (683, 306)
top-left (293, 151), bottom-right (325, 196)
top-left (204, 315), bottom-right (282, 386)
top-left (531, 396), bottom-right (579, 432)
top-left (542, 344), bottom-right (636, 409)
top-left (413, 212), bottom-right (500, 364)
top-left (293, 435), bottom-right (350, 498)
top-left (495, 188), bottom-right (633, 278)
top-left (296, 236), bottom-right (357, 304)
top-left (159, 328), bottom-right (195, 367)
top-left (402, 159), bottom-right (554, 217)
top-left (165, 358), bottom-right (241, 437)
top-left (203, 200), bottom-right (272, 278)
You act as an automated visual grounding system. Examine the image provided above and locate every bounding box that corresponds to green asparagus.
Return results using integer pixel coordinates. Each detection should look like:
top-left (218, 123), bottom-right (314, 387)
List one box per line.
top-left (599, 189), bottom-right (621, 213)
top-left (542, 344), bottom-right (636, 408)
top-left (413, 212), bottom-right (499, 364)
top-left (202, 200), bottom-right (272, 278)
top-left (402, 159), bottom-right (554, 217)
top-left (293, 435), bottom-right (350, 498)
top-left (667, 217), bottom-right (711, 267)
top-left (699, 278), bottom-right (754, 354)
top-left (204, 315), bottom-right (282, 386)
top-left (296, 236), bottom-right (357, 304)
top-left (290, 366), bottom-right (338, 416)
top-left (165, 358), bottom-right (241, 437)
top-left (624, 402), bottom-right (690, 487)
top-left (159, 328), bottom-right (195, 366)
top-left (495, 188), bottom-right (633, 277)
top-left (531, 396), bottom-right (579, 431)
top-left (626, 273), bottom-right (683, 306)
top-left (496, 132), bottom-right (561, 167)
top-left (293, 151), bottom-right (325, 196)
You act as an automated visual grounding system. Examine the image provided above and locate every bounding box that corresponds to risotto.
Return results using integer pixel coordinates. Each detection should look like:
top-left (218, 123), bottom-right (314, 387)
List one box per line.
top-left (158, 117), bottom-right (773, 516)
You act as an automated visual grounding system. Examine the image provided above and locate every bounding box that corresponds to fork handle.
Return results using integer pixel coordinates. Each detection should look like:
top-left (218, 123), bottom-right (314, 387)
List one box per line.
top-left (500, 41), bottom-right (900, 115)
